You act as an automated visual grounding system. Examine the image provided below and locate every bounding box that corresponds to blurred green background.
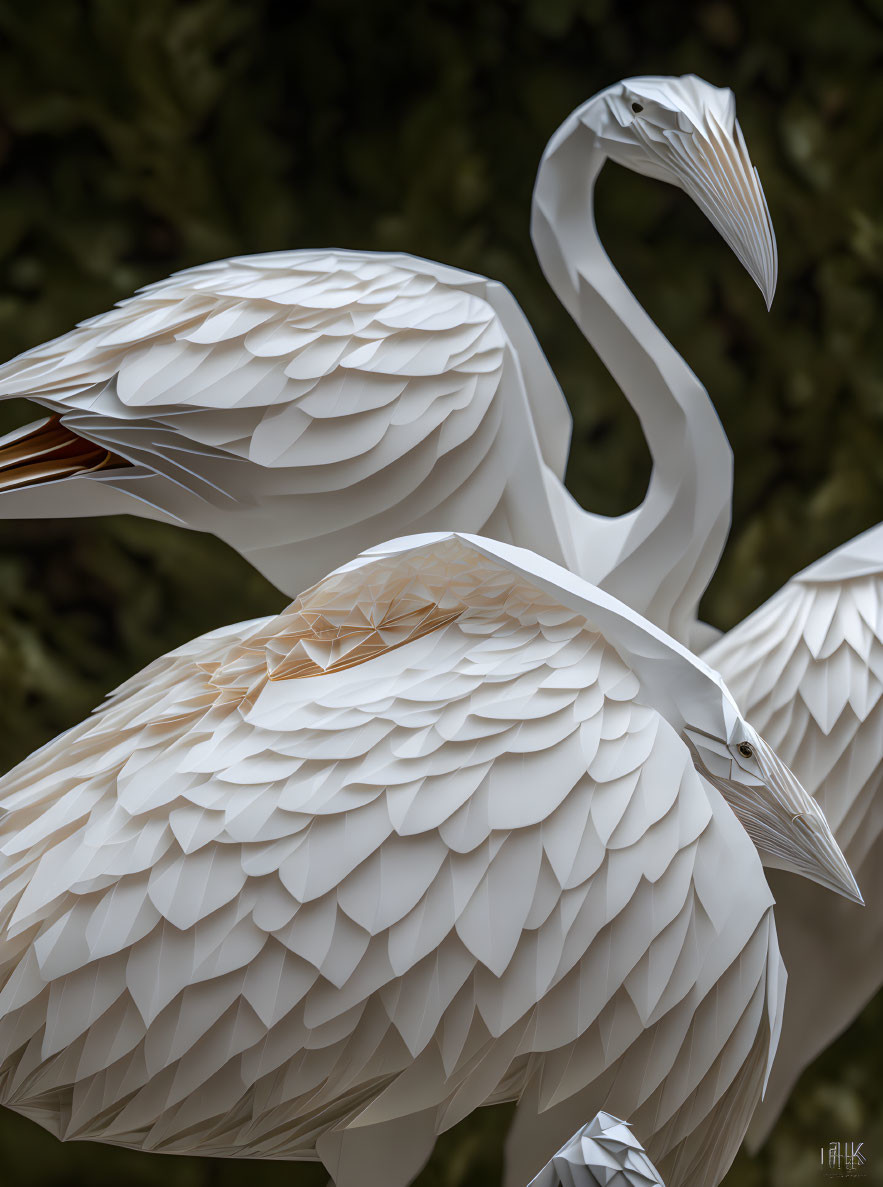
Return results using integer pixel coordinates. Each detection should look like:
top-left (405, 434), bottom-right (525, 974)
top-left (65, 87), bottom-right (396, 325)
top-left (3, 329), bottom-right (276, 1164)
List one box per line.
top-left (0, 0), bottom-right (881, 1183)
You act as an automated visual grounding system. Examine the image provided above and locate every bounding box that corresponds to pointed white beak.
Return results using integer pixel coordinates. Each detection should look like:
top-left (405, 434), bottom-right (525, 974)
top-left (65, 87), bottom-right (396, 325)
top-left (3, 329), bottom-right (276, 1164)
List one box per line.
top-left (757, 738), bottom-right (864, 906)
top-left (685, 726), bottom-right (863, 905)
top-left (671, 114), bottom-right (778, 309)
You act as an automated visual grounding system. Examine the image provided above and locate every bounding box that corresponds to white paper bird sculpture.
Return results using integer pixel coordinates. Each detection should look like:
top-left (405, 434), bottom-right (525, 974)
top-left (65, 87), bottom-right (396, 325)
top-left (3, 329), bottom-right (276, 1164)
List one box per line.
top-left (0, 533), bottom-right (859, 1187)
top-left (527, 1112), bottom-right (665, 1187)
top-left (703, 522), bottom-right (883, 1147)
top-left (0, 74), bottom-right (775, 649)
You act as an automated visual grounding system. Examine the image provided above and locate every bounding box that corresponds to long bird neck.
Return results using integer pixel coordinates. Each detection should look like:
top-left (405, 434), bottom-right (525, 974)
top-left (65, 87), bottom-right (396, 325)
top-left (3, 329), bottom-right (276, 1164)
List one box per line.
top-left (531, 113), bottom-right (732, 648)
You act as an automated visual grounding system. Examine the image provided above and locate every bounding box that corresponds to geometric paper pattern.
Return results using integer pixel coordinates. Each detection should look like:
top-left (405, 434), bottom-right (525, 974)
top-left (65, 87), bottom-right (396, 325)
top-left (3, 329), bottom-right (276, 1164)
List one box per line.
top-left (0, 246), bottom-right (577, 609)
top-left (0, 66), bottom-right (851, 1186)
top-left (0, 413), bottom-right (126, 492)
top-left (0, 531), bottom-right (805, 1187)
top-left (0, 76), bottom-right (776, 656)
top-left (262, 600), bottom-right (464, 682)
top-left (529, 73), bottom-right (777, 651)
top-left (527, 1112), bottom-right (665, 1187)
top-left (704, 522), bottom-right (883, 1146)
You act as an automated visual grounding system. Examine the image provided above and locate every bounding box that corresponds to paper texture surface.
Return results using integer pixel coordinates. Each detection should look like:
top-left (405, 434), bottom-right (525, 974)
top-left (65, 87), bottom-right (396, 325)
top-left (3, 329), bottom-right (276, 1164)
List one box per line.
top-left (704, 522), bottom-right (883, 1146)
top-left (0, 75), bottom-right (777, 654)
top-left (0, 68), bottom-right (874, 1185)
top-left (527, 1112), bottom-right (665, 1187)
top-left (0, 531), bottom-right (799, 1187)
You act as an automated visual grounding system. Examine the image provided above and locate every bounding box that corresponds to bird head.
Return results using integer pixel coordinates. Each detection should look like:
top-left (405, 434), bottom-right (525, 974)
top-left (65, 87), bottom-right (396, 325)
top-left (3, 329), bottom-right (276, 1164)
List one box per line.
top-left (411, 534), bottom-right (862, 910)
top-left (582, 74), bottom-right (778, 308)
top-left (682, 705), bottom-right (863, 905)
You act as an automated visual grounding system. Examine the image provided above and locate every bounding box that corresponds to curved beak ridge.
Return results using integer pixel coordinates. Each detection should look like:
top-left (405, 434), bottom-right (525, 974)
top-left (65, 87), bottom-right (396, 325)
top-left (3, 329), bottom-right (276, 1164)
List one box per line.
top-left (672, 113), bottom-right (778, 309)
top-left (754, 736), bottom-right (863, 905)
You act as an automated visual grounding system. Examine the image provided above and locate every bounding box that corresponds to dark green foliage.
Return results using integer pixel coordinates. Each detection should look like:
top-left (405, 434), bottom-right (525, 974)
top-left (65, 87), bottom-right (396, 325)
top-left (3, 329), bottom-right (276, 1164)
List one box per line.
top-left (0, 1), bottom-right (880, 1183)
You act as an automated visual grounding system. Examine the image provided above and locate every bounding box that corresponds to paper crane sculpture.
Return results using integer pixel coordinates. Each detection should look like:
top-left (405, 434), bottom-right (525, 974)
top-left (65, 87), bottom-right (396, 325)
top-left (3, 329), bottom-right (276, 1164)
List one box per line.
top-left (0, 74), bottom-right (774, 650)
top-left (0, 534), bottom-right (860, 1187)
top-left (527, 1112), bottom-right (665, 1187)
top-left (0, 65), bottom-right (878, 1182)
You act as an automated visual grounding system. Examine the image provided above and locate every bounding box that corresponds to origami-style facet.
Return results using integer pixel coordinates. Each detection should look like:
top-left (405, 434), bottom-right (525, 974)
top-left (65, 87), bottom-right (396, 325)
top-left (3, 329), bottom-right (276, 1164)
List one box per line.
top-left (0, 533), bottom-right (859, 1187)
top-left (0, 75), bottom-right (774, 651)
top-left (0, 60), bottom-right (876, 1182)
top-left (527, 1112), bottom-right (665, 1187)
top-left (704, 522), bottom-right (883, 1147)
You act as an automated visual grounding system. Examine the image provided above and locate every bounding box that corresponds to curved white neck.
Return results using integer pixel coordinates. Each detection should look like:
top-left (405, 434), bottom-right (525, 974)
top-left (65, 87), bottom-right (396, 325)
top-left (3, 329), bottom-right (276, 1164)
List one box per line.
top-left (531, 112), bottom-right (732, 647)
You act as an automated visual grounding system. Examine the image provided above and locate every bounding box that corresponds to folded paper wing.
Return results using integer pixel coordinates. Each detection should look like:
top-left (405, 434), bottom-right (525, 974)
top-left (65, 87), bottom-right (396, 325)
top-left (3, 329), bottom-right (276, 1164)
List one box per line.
top-left (0, 532), bottom-right (782, 1187)
top-left (0, 74), bottom-right (778, 654)
top-left (704, 522), bottom-right (883, 1148)
top-left (527, 1112), bottom-right (665, 1187)
top-left (0, 250), bottom-right (574, 590)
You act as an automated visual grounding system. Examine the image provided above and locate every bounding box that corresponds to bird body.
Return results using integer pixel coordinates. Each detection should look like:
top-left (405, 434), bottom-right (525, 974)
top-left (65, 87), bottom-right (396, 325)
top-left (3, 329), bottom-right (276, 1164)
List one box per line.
top-left (0, 75), bottom-right (777, 650)
top-left (0, 249), bottom-right (576, 600)
top-left (0, 530), bottom-right (853, 1187)
top-left (703, 522), bottom-right (883, 1146)
top-left (1, 70), bottom-right (872, 1181)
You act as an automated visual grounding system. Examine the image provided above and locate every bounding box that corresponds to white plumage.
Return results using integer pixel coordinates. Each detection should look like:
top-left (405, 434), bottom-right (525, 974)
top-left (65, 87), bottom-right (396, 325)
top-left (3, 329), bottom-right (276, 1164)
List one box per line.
top-left (0, 75), bottom-right (777, 649)
top-left (0, 66), bottom-right (875, 1177)
top-left (0, 250), bottom-right (575, 599)
top-left (0, 530), bottom-right (839, 1187)
top-left (527, 1112), bottom-right (665, 1187)
top-left (703, 522), bottom-right (883, 1146)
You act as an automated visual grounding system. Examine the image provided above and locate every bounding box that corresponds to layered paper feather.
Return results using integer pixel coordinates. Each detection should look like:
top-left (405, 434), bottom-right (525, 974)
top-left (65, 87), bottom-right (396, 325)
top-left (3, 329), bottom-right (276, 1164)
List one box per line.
top-left (0, 534), bottom-right (782, 1187)
top-left (0, 250), bottom-right (575, 598)
top-left (704, 523), bottom-right (883, 1146)
top-left (0, 76), bottom-right (778, 653)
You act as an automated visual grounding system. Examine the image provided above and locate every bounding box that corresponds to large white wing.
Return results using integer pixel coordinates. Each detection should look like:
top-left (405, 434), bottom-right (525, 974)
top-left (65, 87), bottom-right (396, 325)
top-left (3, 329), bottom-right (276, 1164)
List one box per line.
top-left (0, 535), bottom-right (781, 1187)
top-left (0, 250), bottom-right (575, 595)
top-left (703, 523), bottom-right (883, 1145)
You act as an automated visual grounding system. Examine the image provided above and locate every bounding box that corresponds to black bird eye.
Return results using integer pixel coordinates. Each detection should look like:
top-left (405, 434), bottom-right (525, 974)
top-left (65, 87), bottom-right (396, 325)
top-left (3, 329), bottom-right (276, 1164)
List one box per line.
top-left (738, 742), bottom-right (754, 759)
top-left (631, 102), bottom-right (643, 113)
